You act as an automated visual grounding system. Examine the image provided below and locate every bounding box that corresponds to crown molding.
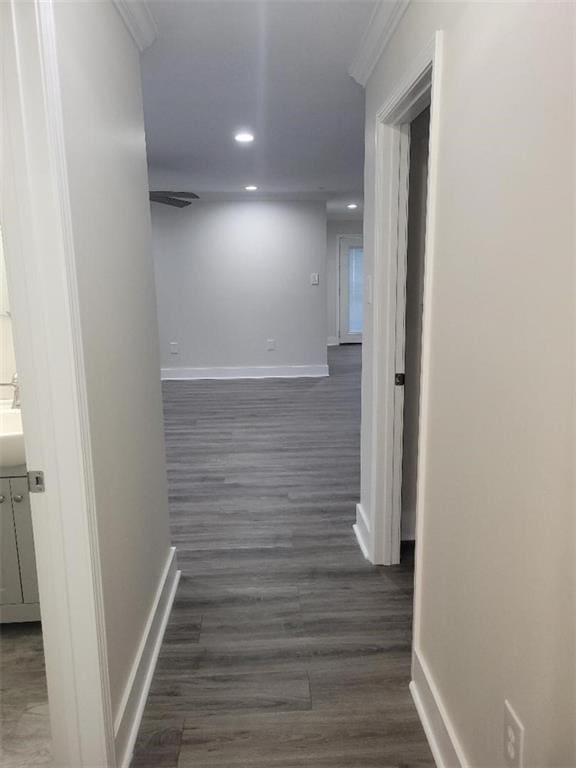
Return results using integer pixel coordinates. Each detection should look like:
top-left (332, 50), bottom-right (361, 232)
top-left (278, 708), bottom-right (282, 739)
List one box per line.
top-left (349, 0), bottom-right (410, 87)
top-left (113, 0), bottom-right (158, 52)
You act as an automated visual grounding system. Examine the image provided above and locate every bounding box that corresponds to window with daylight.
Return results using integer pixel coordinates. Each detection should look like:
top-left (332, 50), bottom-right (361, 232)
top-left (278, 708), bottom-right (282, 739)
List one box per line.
top-left (348, 246), bottom-right (364, 334)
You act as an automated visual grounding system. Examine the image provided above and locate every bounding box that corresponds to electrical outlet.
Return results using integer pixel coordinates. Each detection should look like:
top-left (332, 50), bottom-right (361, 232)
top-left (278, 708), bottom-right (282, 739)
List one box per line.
top-left (504, 700), bottom-right (524, 768)
top-left (266, 338), bottom-right (276, 351)
top-left (170, 342), bottom-right (179, 355)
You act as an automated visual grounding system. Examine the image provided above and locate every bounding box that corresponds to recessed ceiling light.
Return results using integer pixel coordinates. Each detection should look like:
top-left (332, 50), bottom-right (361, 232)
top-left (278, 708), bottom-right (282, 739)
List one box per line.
top-left (347, 203), bottom-right (359, 210)
top-left (235, 131), bottom-right (254, 143)
top-left (245, 185), bottom-right (258, 191)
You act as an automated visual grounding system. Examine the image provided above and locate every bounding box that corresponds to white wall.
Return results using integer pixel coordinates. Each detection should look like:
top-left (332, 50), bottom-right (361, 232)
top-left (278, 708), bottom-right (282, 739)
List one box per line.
top-left (362, 2), bottom-right (575, 766)
top-left (152, 201), bottom-right (328, 376)
top-left (0, 232), bottom-right (17, 392)
top-left (52, 1), bottom-right (171, 720)
top-left (326, 219), bottom-right (364, 344)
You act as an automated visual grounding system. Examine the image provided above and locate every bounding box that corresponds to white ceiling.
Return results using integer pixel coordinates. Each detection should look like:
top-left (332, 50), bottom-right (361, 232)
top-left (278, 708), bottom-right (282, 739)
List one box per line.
top-left (143, 0), bottom-right (380, 214)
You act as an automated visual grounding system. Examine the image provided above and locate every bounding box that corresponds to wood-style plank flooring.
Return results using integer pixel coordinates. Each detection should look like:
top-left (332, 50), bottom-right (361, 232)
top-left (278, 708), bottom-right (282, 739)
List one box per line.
top-left (0, 623), bottom-right (51, 767)
top-left (133, 345), bottom-right (433, 767)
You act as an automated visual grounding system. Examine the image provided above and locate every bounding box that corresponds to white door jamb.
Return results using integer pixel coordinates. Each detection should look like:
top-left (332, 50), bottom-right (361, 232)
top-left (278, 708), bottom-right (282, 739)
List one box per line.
top-left (1, 1), bottom-right (115, 764)
top-left (367, 32), bottom-right (443, 573)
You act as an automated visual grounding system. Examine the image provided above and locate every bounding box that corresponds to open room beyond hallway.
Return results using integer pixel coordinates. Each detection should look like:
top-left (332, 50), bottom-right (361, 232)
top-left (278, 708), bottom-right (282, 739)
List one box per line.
top-left (132, 345), bottom-right (433, 767)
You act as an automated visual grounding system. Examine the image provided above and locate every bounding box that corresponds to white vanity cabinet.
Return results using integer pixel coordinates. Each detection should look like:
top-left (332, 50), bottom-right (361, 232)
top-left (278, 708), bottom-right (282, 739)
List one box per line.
top-left (0, 475), bottom-right (40, 622)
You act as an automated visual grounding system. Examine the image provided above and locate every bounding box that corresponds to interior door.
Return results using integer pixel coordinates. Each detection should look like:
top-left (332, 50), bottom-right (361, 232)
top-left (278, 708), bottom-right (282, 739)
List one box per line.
top-left (339, 236), bottom-right (364, 343)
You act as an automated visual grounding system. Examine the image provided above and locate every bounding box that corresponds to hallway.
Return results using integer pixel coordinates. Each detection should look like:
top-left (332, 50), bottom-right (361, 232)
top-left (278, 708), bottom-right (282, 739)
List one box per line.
top-left (133, 345), bottom-right (433, 767)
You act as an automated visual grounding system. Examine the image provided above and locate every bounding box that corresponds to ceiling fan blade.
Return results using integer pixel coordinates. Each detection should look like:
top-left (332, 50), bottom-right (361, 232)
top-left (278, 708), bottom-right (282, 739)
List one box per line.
top-left (149, 193), bottom-right (192, 208)
top-left (152, 191), bottom-right (199, 199)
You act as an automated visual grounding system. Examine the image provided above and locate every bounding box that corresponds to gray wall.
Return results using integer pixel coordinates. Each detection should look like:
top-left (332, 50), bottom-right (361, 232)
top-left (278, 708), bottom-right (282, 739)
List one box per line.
top-left (362, 2), bottom-right (575, 765)
top-left (53, 1), bottom-right (171, 717)
top-left (152, 201), bottom-right (328, 372)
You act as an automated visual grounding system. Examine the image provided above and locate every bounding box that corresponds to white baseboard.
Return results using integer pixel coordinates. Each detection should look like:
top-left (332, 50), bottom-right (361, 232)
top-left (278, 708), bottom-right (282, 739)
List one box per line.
top-left (410, 650), bottom-right (467, 768)
top-left (353, 502), bottom-right (371, 561)
top-left (115, 547), bottom-right (181, 768)
top-left (161, 364), bottom-right (329, 380)
top-left (0, 602), bottom-right (41, 622)
top-left (327, 336), bottom-right (340, 346)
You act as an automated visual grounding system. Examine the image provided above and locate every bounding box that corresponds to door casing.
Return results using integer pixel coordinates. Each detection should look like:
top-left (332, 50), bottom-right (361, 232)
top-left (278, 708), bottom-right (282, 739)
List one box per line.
top-left (361, 33), bottom-right (443, 609)
top-left (1, 1), bottom-right (115, 764)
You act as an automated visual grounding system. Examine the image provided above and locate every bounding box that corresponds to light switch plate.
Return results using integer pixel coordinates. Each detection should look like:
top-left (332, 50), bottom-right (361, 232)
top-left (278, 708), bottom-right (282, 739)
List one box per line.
top-left (310, 272), bottom-right (320, 286)
top-left (170, 342), bottom-right (179, 355)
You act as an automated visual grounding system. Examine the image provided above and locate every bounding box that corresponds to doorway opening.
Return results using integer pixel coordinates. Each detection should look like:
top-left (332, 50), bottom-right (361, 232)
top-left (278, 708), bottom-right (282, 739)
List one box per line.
top-left (366, 32), bottom-right (442, 567)
top-left (339, 235), bottom-right (364, 344)
top-left (399, 107), bottom-right (430, 544)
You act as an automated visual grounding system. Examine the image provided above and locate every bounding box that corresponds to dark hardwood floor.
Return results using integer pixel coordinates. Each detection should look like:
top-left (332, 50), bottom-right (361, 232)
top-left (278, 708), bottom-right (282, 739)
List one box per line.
top-left (133, 345), bottom-right (433, 767)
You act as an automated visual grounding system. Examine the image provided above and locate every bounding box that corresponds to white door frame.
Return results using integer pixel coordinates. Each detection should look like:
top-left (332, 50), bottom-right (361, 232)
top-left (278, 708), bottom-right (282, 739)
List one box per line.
top-left (1, 1), bottom-right (115, 765)
top-left (367, 32), bottom-right (443, 568)
top-left (338, 235), bottom-right (364, 343)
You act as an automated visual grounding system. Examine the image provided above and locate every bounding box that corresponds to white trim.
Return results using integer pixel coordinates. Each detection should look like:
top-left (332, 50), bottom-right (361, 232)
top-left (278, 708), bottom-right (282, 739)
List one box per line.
top-left (115, 547), bottom-right (181, 768)
top-left (352, 524), bottom-right (369, 560)
top-left (327, 336), bottom-right (340, 347)
top-left (2, 1), bottom-right (116, 763)
top-left (334, 235), bottom-right (345, 343)
top-left (161, 364), bottom-right (329, 380)
top-left (112, 0), bottom-right (158, 52)
top-left (349, 0), bottom-right (411, 87)
top-left (0, 602), bottom-right (41, 622)
top-left (388, 124), bottom-right (410, 563)
top-left (412, 32), bottom-right (443, 653)
top-left (365, 33), bottom-right (442, 567)
top-left (375, 38), bottom-right (437, 126)
top-left (410, 651), bottom-right (468, 768)
top-left (356, 500), bottom-right (370, 534)
top-left (353, 503), bottom-right (371, 560)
